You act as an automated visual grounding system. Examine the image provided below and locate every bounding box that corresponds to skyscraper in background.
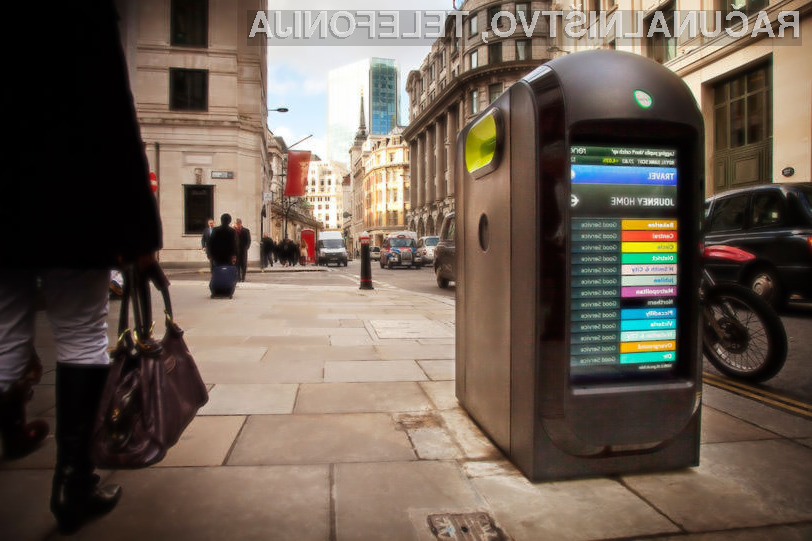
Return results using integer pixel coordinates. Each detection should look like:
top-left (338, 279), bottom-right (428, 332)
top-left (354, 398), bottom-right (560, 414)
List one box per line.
top-left (327, 58), bottom-right (399, 165)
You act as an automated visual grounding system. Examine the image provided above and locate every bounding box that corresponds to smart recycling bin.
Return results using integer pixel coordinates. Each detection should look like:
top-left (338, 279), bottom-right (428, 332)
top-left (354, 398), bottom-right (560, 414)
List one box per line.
top-left (455, 50), bottom-right (704, 481)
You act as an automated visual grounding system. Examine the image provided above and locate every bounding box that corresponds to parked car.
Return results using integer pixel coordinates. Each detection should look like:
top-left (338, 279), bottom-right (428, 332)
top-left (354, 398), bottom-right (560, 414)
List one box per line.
top-left (369, 246), bottom-right (381, 261)
top-left (434, 213), bottom-right (456, 288)
top-left (703, 182), bottom-right (812, 307)
top-left (380, 232), bottom-right (419, 269)
top-left (417, 236), bottom-right (440, 266)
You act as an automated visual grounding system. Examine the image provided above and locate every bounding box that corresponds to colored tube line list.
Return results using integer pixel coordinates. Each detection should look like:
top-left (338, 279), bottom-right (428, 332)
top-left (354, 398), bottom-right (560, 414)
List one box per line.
top-left (618, 219), bottom-right (678, 365)
top-left (570, 218), bottom-right (678, 369)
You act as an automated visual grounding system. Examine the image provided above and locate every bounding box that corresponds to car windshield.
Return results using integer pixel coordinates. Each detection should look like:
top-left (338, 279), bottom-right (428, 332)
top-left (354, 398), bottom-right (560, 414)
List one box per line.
top-left (321, 239), bottom-right (344, 249)
top-left (390, 238), bottom-right (414, 248)
top-left (370, 246), bottom-right (380, 252)
top-left (424, 237), bottom-right (439, 246)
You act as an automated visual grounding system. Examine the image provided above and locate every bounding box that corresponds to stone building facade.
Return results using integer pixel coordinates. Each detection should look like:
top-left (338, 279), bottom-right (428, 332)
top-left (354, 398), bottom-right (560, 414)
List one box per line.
top-left (402, 0), bottom-right (554, 236)
top-left (117, 0), bottom-right (269, 265)
top-left (359, 128), bottom-right (411, 248)
top-left (561, 0), bottom-right (812, 194)
top-left (306, 160), bottom-right (350, 232)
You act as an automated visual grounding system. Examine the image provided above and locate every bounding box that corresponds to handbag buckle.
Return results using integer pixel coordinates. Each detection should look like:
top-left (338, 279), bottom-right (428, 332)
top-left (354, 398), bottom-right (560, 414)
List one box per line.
top-left (133, 327), bottom-right (162, 354)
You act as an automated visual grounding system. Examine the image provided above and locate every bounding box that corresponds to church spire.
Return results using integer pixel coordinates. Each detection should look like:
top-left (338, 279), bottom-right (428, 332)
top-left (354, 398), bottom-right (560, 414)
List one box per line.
top-left (354, 89), bottom-right (367, 145)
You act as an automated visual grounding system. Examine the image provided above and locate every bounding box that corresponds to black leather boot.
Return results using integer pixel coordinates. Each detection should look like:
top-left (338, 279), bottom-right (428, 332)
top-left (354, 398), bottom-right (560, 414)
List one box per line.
top-left (51, 364), bottom-right (122, 535)
top-left (0, 382), bottom-right (49, 459)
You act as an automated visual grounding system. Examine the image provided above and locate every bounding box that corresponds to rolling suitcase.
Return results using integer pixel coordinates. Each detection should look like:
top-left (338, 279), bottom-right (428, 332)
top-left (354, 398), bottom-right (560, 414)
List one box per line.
top-left (210, 265), bottom-right (238, 298)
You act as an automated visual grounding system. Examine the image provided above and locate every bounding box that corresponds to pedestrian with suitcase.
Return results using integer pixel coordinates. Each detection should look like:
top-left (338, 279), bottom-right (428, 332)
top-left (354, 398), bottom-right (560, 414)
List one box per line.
top-left (207, 214), bottom-right (239, 298)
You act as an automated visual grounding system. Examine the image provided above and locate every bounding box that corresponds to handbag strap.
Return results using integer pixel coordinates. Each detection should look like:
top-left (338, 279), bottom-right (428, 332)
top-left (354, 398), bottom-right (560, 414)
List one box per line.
top-left (117, 266), bottom-right (134, 338)
top-left (116, 262), bottom-right (174, 342)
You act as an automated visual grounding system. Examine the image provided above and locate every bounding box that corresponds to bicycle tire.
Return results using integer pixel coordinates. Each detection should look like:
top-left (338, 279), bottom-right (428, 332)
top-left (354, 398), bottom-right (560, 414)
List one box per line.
top-left (702, 282), bottom-right (787, 382)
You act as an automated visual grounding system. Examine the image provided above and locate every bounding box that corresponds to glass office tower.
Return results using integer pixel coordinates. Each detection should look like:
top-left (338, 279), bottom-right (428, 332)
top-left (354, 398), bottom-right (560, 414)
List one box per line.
top-left (327, 58), bottom-right (400, 165)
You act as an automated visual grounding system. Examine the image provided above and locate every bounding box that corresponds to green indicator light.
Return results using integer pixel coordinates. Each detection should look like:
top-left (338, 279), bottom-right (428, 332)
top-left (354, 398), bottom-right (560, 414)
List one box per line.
top-left (465, 113), bottom-right (499, 173)
top-left (634, 89), bottom-right (653, 109)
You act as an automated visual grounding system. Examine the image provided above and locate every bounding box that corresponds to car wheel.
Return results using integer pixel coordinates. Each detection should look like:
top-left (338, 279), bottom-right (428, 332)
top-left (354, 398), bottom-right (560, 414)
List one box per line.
top-left (436, 267), bottom-right (449, 289)
top-left (748, 267), bottom-right (785, 308)
top-left (388, 260), bottom-right (394, 270)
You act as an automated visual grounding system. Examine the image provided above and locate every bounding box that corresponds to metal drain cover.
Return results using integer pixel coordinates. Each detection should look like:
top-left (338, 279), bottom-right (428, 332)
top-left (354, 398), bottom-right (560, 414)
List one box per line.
top-left (427, 512), bottom-right (509, 540)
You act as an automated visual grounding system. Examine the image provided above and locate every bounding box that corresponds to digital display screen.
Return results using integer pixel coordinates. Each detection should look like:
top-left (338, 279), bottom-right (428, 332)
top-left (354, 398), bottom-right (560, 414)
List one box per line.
top-left (569, 145), bottom-right (679, 382)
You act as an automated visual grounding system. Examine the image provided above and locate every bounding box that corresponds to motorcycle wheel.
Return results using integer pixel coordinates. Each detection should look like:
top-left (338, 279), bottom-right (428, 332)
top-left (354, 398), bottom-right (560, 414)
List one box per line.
top-left (702, 283), bottom-right (787, 382)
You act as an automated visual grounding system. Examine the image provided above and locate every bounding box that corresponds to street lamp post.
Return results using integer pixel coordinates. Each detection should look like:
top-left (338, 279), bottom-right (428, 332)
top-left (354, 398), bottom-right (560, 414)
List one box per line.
top-left (278, 134), bottom-right (313, 240)
top-left (264, 106), bottom-right (289, 242)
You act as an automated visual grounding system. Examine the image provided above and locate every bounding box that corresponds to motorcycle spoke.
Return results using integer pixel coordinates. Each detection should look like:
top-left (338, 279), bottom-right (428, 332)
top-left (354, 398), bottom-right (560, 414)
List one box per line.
top-left (709, 298), bottom-right (770, 373)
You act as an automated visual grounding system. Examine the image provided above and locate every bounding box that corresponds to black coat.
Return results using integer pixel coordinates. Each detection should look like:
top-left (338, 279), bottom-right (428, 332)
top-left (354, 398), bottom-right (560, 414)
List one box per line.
top-left (208, 226), bottom-right (238, 266)
top-left (201, 227), bottom-right (214, 250)
top-left (236, 227), bottom-right (251, 256)
top-left (3, 3), bottom-right (162, 269)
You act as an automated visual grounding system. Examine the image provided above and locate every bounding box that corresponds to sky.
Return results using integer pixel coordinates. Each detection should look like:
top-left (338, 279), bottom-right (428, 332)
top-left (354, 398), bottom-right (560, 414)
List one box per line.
top-left (265, 0), bottom-right (454, 163)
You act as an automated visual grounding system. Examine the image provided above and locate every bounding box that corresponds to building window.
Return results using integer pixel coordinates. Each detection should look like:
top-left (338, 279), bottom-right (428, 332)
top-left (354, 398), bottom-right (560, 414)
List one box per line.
top-left (488, 42), bottom-right (502, 64)
top-left (169, 68), bottom-right (208, 111)
top-left (714, 65), bottom-right (772, 150)
top-left (470, 89), bottom-right (480, 114)
top-left (470, 50), bottom-right (478, 69)
top-left (469, 14), bottom-right (478, 37)
top-left (516, 39), bottom-right (531, 61)
top-left (184, 185), bottom-right (213, 234)
top-left (725, 0), bottom-right (769, 22)
top-left (515, 2), bottom-right (530, 20)
top-left (487, 6), bottom-right (500, 30)
top-left (171, 0), bottom-right (208, 47)
top-left (645, 3), bottom-right (676, 64)
top-left (489, 83), bottom-right (503, 103)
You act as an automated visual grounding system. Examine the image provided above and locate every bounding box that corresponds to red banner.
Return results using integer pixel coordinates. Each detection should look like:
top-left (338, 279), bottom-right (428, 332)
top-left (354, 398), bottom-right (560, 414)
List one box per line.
top-left (284, 150), bottom-right (311, 197)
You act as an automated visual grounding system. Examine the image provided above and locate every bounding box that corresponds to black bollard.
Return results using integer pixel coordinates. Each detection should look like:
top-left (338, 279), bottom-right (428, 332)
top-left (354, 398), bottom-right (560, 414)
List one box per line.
top-left (359, 235), bottom-right (374, 290)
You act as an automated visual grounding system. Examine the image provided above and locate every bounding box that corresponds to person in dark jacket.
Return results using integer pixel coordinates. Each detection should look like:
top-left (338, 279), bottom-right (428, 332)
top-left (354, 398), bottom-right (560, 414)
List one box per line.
top-left (207, 214), bottom-right (238, 267)
top-left (1, 3), bottom-right (162, 535)
top-left (201, 218), bottom-right (215, 254)
top-left (234, 218), bottom-right (251, 281)
top-left (261, 235), bottom-right (275, 268)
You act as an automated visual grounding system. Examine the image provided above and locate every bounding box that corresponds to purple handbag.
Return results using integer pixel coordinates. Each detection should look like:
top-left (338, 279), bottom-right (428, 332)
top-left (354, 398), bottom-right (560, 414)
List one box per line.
top-left (91, 263), bottom-right (208, 468)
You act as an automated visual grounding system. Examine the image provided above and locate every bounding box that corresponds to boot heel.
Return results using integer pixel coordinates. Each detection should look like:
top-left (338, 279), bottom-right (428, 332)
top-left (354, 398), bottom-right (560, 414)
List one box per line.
top-left (52, 475), bottom-right (122, 535)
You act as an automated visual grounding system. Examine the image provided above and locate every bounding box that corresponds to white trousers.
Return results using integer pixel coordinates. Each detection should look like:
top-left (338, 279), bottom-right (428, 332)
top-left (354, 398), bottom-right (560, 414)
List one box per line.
top-left (0, 269), bottom-right (110, 392)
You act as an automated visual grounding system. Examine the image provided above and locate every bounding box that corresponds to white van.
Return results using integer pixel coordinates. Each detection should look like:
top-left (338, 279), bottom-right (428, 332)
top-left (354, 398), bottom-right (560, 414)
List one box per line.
top-left (317, 230), bottom-right (348, 266)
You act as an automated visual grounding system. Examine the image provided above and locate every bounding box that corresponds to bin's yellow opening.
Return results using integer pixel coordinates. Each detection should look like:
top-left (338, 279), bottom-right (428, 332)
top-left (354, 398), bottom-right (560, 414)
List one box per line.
top-left (465, 112), bottom-right (499, 174)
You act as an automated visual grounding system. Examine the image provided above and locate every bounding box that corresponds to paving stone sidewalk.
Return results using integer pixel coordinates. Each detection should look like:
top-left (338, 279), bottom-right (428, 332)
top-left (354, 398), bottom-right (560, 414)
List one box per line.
top-left (1, 279), bottom-right (810, 540)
